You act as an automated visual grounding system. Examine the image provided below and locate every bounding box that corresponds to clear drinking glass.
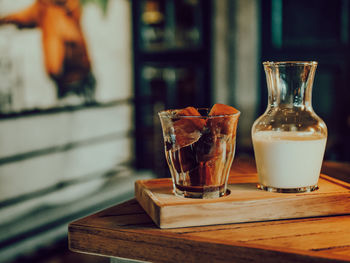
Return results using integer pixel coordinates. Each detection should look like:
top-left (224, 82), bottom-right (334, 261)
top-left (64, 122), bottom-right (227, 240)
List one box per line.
top-left (252, 61), bottom-right (327, 193)
top-left (159, 108), bottom-right (240, 198)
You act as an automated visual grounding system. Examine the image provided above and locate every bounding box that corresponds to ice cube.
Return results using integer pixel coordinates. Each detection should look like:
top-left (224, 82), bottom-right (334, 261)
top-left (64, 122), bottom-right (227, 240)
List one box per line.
top-left (194, 130), bottom-right (216, 160)
top-left (203, 156), bottom-right (225, 185)
top-left (208, 103), bottom-right (240, 136)
top-left (173, 107), bottom-right (206, 148)
top-left (191, 156), bottom-right (225, 186)
top-left (209, 103), bottom-right (239, 116)
top-left (171, 144), bottom-right (198, 173)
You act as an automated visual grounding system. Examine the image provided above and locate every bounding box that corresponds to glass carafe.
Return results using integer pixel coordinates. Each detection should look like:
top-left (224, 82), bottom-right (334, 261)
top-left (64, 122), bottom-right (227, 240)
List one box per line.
top-left (252, 61), bottom-right (327, 193)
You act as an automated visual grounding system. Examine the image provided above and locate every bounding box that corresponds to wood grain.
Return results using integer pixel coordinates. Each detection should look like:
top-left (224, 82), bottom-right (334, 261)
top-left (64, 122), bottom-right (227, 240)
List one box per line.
top-left (135, 173), bottom-right (350, 228)
top-left (69, 158), bottom-right (350, 262)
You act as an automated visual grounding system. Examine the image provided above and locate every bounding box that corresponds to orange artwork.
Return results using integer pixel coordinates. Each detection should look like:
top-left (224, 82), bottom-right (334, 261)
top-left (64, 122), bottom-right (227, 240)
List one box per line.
top-left (0, 0), bottom-right (95, 102)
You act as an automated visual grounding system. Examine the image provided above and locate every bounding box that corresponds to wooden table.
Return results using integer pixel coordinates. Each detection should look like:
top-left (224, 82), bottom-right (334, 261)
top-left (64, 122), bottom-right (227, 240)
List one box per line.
top-left (68, 157), bottom-right (350, 263)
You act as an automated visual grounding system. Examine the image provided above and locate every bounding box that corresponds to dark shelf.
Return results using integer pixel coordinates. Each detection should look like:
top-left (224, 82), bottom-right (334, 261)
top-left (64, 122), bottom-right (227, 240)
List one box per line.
top-left (132, 0), bottom-right (212, 173)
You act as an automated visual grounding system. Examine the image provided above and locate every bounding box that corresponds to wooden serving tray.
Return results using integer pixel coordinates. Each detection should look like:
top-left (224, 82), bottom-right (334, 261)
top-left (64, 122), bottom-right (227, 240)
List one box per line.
top-left (135, 174), bottom-right (350, 229)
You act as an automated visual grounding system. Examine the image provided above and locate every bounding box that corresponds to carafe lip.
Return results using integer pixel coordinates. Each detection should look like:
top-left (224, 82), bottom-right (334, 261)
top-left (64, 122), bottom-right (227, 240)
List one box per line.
top-left (263, 61), bottom-right (318, 66)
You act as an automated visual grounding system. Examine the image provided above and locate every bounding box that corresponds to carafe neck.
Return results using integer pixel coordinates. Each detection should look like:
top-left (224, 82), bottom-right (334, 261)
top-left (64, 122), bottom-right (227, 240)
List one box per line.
top-left (263, 61), bottom-right (317, 109)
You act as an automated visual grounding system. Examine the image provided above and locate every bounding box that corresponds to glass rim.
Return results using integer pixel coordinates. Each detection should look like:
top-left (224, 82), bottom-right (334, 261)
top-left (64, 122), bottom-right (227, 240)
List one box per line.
top-left (158, 108), bottom-right (241, 118)
top-left (263, 61), bottom-right (318, 66)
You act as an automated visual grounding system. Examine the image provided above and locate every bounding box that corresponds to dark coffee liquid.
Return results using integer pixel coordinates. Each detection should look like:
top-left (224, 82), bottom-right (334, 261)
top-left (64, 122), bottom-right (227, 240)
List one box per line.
top-left (175, 184), bottom-right (225, 193)
top-left (165, 133), bottom-right (234, 188)
top-left (174, 184), bottom-right (228, 198)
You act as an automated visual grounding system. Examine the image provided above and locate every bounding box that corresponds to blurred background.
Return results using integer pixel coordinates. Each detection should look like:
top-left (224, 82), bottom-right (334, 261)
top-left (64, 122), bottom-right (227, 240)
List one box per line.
top-left (0, 0), bottom-right (349, 262)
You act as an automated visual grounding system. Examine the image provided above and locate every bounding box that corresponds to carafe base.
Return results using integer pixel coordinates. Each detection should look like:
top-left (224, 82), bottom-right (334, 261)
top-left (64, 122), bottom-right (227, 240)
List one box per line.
top-left (257, 184), bottom-right (319, 193)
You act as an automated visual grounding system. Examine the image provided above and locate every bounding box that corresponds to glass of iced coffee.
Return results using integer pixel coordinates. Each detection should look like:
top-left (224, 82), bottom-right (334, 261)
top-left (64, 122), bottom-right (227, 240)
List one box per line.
top-left (158, 104), bottom-right (240, 198)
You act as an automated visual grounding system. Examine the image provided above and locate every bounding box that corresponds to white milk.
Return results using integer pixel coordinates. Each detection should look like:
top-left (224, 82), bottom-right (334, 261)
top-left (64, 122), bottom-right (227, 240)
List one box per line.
top-left (252, 131), bottom-right (327, 189)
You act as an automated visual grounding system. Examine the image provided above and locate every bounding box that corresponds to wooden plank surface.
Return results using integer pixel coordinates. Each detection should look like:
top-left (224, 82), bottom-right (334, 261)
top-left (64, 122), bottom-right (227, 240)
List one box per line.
top-left (69, 157), bottom-right (350, 263)
top-left (135, 173), bottom-right (350, 228)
